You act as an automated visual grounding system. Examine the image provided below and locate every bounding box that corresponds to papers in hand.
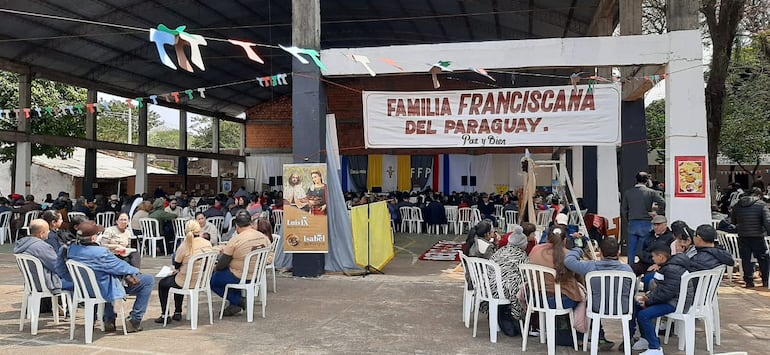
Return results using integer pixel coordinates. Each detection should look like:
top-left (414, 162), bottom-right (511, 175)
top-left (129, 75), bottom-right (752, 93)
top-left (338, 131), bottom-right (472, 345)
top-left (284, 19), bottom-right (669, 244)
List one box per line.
top-left (155, 265), bottom-right (174, 278)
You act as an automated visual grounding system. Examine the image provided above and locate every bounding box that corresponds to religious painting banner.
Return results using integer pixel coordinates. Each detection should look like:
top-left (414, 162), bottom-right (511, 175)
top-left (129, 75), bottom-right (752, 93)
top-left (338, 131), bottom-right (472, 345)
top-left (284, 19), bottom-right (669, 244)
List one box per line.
top-left (674, 156), bottom-right (707, 198)
top-left (282, 163), bottom-right (330, 253)
top-left (362, 84), bottom-right (621, 148)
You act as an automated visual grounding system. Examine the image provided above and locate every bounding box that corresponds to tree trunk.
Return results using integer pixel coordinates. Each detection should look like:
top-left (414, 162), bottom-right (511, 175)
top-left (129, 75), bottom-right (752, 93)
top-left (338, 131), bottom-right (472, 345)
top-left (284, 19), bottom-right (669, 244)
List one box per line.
top-left (702, 0), bottom-right (747, 193)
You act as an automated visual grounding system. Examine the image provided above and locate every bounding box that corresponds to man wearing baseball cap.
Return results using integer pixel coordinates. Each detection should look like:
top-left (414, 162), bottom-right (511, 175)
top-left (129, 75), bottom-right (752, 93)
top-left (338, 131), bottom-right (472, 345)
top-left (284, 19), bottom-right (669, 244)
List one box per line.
top-left (210, 210), bottom-right (272, 316)
top-left (56, 220), bottom-right (153, 333)
top-left (632, 215), bottom-right (674, 276)
top-left (688, 224), bottom-right (735, 272)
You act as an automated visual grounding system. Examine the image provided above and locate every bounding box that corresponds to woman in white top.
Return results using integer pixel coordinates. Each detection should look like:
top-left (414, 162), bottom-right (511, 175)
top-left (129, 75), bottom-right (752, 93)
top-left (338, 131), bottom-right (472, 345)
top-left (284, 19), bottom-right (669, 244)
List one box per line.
top-left (181, 197), bottom-right (198, 218)
top-left (196, 212), bottom-right (219, 244)
top-left (101, 212), bottom-right (140, 267)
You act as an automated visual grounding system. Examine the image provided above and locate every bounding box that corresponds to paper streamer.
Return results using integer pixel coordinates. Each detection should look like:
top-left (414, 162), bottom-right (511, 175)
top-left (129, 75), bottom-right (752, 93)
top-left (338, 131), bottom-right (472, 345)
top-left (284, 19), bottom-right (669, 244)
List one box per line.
top-left (149, 28), bottom-right (177, 70)
top-left (279, 45), bottom-right (327, 71)
top-left (352, 54), bottom-right (376, 76)
top-left (228, 39), bottom-right (264, 64)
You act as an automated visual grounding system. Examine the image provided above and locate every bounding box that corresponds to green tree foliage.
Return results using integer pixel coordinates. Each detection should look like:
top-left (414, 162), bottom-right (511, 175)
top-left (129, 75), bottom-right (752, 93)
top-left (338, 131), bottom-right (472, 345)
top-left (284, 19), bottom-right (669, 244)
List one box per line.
top-left (719, 36), bottom-right (770, 178)
top-left (189, 116), bottom-right (241, 149)
top-left (97, 101), bottom-right (163, 144)
top-left (148, 128), bottom-right (184, 149)
top-left (645, 99), bottom-right (666, 165)
top-left (0, 71), bottom-right (87, 162)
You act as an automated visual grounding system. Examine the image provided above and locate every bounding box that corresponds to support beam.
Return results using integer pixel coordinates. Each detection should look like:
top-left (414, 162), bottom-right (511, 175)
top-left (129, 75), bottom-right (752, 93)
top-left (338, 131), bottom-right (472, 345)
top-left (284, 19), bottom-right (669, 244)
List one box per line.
top-left (135, 105), bottom-right (149, 195)
top-left (0, 57), bottom-right (246, 122)
top-left (14, 72), bottom-right (32, 195)
top-left (211, 117), bottom-right (220, 178)
top-left (0, 130), bottom-right (244, 162)
top-left (83, 89), bottom-right (98, 199)
top-left (291, 0), bottom-right (325, 278)
top-left (321, 31), bottom-right (680, 76)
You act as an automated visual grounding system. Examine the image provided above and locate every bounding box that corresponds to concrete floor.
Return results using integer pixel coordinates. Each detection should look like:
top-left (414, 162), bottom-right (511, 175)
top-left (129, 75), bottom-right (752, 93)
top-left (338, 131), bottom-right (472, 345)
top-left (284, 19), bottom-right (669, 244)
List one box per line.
top-left (0, 231), bottom-right (768, 354)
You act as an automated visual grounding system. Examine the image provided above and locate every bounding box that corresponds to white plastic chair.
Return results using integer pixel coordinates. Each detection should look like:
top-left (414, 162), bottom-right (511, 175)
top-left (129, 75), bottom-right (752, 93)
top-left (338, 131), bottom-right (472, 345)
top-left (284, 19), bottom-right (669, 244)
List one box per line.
top-left (519, 263), bottom-right (579, 355)
top-left (535, 209), bottom-right (552, 228)
top-left (464, 255), bottom-right (513, 343)
top-left (164, 251), bottom-right (218, 329)
top-left (172, 217), bottom-right (190, 252)
top-left (17, 210), bottom-right (41, 240)
top-left (267, 234), bottom-right (280, 293)
top-left (504, 210), bottom-right (518, 233)
top-left (66, 259), bottom-right (127, 343)
top-left (139, 218), bottom-right (167, 258)
top-left (67, 211), bottom-right (87, 222)
top-left (457, 251), bottom-right (475, 329)
top-left (0, 210), bottom-right (12, 244)
top-left (411, 207), bottom-right (424, 234)
top-left (457, 207), bottom-right (473, 235)
top-left (583, 270), bottom-right (636, 355)
top-left (717, 232), bottom-right (741, 282)
top-left (399, 206), bottom-right (413, 233)
top-left (661, 267), bottom-right (724, 355)
top-left (95, 211), bottom-right (116, 228)
top-left (472, 208), bottom-right (482, 225)
top-left (219, 247), bottom-right (271, 322)
top-left (568, 210), bottom-right (581, 225)
top-left (272, 210), bottom-right (284, 234)
top-left (14, 253), bottom-right (67, 335)
top-left (195, 205), bottom-right (209, 213)
top-left (494, 204), bottom-right (504, 224)
top-left (206, 216), bottom-right (224, 244)
top-left (444, 206), bottom-right (458, 235)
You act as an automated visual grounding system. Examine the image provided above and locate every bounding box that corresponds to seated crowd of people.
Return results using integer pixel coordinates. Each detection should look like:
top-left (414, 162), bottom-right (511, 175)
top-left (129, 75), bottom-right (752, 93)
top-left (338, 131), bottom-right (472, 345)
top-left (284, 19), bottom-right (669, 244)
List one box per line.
top-left (9, 186), bottom-right (277, 335)
top-left (463, 211), bottom-right (734, 355)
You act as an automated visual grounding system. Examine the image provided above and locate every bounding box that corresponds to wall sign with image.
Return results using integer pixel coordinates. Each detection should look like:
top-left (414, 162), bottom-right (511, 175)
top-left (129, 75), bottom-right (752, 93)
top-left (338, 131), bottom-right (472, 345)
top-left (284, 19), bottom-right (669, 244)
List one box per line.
top-left (674, 156), bottom-right (706, 198)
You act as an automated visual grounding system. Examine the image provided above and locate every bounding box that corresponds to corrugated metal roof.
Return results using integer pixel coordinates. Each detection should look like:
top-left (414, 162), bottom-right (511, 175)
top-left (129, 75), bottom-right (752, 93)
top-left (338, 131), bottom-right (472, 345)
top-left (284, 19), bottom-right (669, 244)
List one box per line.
top-left (33, 148), bottom-right (173, 178)
top-left (0, 1), bottom-right (607, 117)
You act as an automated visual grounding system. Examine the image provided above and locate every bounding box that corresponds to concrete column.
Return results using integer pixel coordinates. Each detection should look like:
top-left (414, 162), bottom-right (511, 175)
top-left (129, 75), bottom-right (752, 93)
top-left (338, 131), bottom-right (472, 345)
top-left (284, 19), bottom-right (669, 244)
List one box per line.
top-left (597, 146), bottom-right (620, 222)
top-left (179, 110), bottom-right (187, 150)
top-left (291, 0), bottom-right (326, 277)
top-left (664, 30), bottom-right (710, 225)
top-left (83, 89), bottom-right (98, 199)
top-left (570, 146), bottom-right (583, 198)
top-left (14, 73), bottom-right (32, 195)
top-left (291, 0), bottom-right (326, 164)
top-left (134, 104), bottom-right (148, 195)
top-left (178, 110), bottom-right (188, 189)
top-left (211, 117), bottom-right (219, 178)
top-left (238, 121), bottom-right (245, 178)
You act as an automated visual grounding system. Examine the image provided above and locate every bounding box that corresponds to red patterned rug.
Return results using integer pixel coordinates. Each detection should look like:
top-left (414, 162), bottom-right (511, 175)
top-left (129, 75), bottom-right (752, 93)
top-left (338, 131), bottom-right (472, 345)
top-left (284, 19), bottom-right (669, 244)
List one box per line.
top-left (419, 240), bottom-right (465, 261)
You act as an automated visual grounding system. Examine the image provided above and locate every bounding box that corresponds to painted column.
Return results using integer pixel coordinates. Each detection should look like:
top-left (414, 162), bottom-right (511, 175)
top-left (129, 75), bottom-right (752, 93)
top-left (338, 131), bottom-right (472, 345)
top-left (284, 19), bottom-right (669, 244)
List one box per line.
top-left (665, 30), bottom-right (710, 225)
top-left (14, 73), bottom-right (32, 195)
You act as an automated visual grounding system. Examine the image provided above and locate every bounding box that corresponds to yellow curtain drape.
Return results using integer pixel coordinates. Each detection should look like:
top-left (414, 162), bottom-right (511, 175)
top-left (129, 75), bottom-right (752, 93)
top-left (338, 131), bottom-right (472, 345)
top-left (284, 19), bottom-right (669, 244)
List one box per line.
top-left (368, 155), bottom-right (383, 191)
top-left (397, 155), bottom-right (411, 191)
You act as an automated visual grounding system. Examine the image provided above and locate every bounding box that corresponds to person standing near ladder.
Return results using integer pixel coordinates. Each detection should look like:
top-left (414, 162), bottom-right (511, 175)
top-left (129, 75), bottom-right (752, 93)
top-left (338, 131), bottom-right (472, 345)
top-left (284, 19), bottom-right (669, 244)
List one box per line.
top-left (621, 172), bottom-right (666, 266)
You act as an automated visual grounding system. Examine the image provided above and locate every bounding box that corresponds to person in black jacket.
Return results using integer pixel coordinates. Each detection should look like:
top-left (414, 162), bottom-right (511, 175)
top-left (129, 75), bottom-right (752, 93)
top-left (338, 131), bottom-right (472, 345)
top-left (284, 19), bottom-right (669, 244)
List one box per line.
top-left (630, 246), bottom-right (689, 354)
top-left (730, 187), bottom-right (770, 287)
top-left (689, 224), bottom-right (735, 272)
top-left (632, 215), bottom-right (675, 277)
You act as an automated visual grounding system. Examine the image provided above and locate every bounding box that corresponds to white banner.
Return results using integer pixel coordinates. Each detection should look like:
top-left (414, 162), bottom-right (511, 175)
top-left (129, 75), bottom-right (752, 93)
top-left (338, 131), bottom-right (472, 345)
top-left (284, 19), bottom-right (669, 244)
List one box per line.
top-left (362, 84), bottom-right (621, 148)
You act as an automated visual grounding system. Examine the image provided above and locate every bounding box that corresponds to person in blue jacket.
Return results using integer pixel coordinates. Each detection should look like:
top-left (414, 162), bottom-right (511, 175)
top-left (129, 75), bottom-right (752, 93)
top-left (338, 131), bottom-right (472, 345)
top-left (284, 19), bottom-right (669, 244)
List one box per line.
top-left (56, 220), bottom-right (153, 333)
